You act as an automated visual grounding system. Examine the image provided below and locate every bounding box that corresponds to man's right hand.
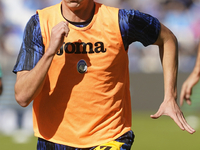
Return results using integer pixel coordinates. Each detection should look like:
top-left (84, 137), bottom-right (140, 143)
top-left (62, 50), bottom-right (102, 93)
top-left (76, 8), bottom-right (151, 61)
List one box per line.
top-left (47, 21), bottom-right (70, 56)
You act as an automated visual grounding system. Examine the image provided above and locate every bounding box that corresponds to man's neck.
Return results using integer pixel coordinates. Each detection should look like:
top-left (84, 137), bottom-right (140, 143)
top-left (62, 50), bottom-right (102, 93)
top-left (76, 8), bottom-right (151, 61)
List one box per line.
top-left (62, 1), bottom-right (95, 23)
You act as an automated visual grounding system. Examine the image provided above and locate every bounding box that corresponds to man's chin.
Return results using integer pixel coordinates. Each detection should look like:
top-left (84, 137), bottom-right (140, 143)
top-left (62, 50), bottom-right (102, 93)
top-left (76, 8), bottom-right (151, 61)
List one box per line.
top-left (67, 2), bottom-right (81, 8)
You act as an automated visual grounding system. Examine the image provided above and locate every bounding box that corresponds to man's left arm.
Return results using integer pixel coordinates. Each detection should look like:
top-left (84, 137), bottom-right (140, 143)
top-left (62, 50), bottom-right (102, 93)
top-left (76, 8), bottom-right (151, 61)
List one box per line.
top-left (151, 23), bottom-right (195, 134)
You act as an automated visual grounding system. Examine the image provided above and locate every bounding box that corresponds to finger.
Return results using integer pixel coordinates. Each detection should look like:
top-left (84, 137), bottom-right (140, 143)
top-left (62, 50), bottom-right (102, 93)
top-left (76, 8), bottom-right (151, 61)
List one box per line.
top-left (178, 114), bottom-right (196, 134)
top-left (150, 111), bottom-right (162, 119)
top-left (173, 113), bottom-right (195, 134)
top-left (170, 113), bottom-right (185, 131)
top-left (185, 86), bottom-right (192, 105)
top-left (64, 21), bottom-right (69, 37)
top-left (180, 85), bottom-right (192, 106)
top-left (180, 86), bottom-right (185, 106)
top-left (185, 97), bottom-right (192, 105)
top-left (59, 22), bottom-right (69, 37)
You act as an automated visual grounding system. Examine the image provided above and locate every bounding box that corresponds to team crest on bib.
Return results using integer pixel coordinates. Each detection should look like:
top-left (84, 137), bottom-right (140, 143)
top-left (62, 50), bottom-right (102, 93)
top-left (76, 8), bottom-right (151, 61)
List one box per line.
top-left (77, 59), bottom-right (87, 74)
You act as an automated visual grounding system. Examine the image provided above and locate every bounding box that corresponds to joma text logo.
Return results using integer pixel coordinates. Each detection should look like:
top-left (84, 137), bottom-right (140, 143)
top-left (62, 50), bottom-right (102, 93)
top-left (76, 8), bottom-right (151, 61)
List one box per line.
top-left (57, 41), bottom-right (107, 55)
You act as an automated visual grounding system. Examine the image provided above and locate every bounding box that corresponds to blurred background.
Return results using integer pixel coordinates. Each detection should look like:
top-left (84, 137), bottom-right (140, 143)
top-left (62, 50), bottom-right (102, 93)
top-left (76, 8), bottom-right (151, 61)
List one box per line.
top-left (0, 0), bottom-right (200, 149)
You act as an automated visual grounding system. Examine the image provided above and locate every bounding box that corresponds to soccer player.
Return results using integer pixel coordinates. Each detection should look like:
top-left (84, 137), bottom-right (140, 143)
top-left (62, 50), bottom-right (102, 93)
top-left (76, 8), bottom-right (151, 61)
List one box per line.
top-left (13, 0), bottom-right (195, 149)
top-left (180, 42), bottom-right (200, 106)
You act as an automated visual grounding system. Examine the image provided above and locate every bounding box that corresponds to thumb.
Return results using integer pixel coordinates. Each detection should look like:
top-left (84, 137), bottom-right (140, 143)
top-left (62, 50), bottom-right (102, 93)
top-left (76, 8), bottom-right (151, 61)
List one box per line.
top-left (150, 111), bottom-right (161, 119)
top-left (65, 21), bottom-right (70, 37)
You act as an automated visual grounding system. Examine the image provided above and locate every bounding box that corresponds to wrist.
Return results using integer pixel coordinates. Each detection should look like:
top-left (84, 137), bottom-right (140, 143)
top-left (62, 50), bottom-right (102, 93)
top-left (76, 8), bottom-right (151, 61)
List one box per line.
top-left (44, 47), bottom-right (57, 58)
top-left (164, 89), bottom-right (177, 102)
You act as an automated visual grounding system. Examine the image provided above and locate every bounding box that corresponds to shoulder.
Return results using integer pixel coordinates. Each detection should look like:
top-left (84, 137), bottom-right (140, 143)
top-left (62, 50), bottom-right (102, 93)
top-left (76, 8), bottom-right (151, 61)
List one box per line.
top-left (118, 8), bottom-right (160, 28)
top-left (96, 2), bottom-right (119, 15)
top-left (25, 14), bottom-right (40, 30)
top-left (23, 14), bottom-right (43, 47)
top-left (119, 9), bottom-right (136, 16)
top-left (23, 14), bottom-right (42, 40)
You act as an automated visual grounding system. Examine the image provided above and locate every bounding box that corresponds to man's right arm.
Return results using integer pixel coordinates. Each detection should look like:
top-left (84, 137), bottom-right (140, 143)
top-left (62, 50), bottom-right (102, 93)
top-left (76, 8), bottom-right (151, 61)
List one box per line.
top-left (14, 16), bottom-right (69, 107)
top-left (15, 51), bottom-right (54, 107)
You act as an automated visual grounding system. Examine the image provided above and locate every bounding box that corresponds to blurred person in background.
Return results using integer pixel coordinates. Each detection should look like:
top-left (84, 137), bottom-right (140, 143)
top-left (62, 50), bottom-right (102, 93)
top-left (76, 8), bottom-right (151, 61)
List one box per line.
top-left (13, 0), bottom-right (195, 150)
top-left (0, 65), bottom-right (3, 95)
top-left (180, 41), bottom-right (200, 106)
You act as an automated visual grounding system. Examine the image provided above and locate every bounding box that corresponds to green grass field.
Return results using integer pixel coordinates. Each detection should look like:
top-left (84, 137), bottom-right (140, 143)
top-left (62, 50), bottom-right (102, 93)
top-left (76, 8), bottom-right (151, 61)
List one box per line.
top-left (132, 111), bottom-right (200, 150)
top-left (0, 134), bottom-right (37, 150)
top-left (0, 111), bottom-right (199, 150)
